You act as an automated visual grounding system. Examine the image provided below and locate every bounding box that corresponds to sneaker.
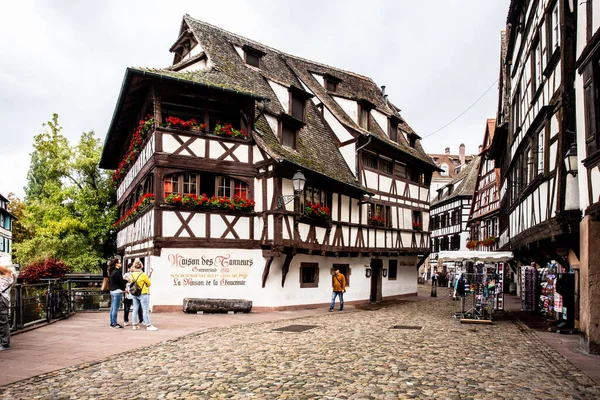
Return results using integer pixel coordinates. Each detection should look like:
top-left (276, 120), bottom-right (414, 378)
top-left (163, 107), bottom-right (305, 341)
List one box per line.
top-left (124, 322), bottom-right (129, 326)
top-left (328, 309), bottom-right (334, 312)
top-left (338, 309), bottom-right (344, 312)
top-left (0, 345), bottom-right (10, 351)
top-left (146, 325), bottom-right (158, 331)
top-left (132, 324), bottom-right (140, 330)
top-left (110, 324), bottom-right (117, 329)
top-left (115, 324), bottom-right (124, 329)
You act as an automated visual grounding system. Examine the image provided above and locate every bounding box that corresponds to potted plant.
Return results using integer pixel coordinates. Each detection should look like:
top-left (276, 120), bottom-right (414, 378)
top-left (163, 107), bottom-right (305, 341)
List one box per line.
top-left (369, 215), bottom-right (386, 226)
top-left (413, 221), bottom-right (423, 231)
top-left (466, 240), bottom-right (478, 250)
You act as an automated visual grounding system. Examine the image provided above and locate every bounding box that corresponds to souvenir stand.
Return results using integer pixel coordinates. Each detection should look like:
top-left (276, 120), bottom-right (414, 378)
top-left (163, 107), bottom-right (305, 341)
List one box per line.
top-left (437, 251), bottom-right (513, 322)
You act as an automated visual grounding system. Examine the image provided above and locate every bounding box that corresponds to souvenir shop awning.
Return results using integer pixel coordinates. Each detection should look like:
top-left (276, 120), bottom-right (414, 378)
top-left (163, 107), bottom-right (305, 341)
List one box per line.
top-left (437, 251), bottom-right (513, 263)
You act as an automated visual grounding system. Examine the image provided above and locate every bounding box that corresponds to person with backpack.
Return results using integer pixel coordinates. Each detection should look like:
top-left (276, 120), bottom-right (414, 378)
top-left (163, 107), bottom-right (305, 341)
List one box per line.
top-left (108, 257), bottom-right (127, 329)
top-left (122, 262), bottom-right (143, 326)
top-left (129, 259), bottom-right (158, 331)
top-left (0, 257), bottom-right (16, 350)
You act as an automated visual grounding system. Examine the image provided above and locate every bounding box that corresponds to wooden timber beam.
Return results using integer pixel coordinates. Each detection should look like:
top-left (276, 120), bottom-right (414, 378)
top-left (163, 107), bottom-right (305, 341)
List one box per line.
top-left (281, 252), bottom-right (294, 287)
top-left (261, 256), bottom-right (274, 288)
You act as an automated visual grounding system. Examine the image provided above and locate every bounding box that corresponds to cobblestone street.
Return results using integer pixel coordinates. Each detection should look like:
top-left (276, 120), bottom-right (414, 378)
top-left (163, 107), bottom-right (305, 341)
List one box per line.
top-left (1, 287), bottom-right (599, 399)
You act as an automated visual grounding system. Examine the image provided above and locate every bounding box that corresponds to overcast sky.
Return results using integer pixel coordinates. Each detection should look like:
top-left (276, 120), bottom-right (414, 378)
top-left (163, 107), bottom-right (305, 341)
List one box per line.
top-left (0, 0), bottom-right (509, 199)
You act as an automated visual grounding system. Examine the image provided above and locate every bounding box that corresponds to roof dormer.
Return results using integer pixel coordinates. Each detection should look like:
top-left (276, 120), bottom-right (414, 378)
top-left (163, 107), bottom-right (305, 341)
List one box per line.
top-left (242, 44), bottom-right (266, 68)
top-left (323, 73), bottom-right (341, 92)
top-left (170, 31), bottom-right (199, 65)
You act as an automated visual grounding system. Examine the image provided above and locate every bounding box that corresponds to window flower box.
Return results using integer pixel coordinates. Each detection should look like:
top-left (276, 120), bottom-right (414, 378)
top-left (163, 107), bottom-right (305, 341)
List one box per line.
top-left (112, 115), bottom-right (154, 185)
top-left (165, 116), bottom-right (205, 131)
top-left (412, 221), bottom-right (423, 231)
top-left (466, 240), bottom-right (478, 250)
top-left (481, 236), bottom-right (497, 247)
top-left (165, 193), bottom-right (255, 212)
top-left (213, 122), bottom-right (248, 139)
top-left (113, 193), bottom-right (155, 227)
top-left (368, 215), bottom-right (386, 226)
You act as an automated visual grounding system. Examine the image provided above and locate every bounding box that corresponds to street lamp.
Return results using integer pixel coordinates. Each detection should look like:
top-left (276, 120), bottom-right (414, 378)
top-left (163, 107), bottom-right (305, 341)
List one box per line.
top-left (564, 142), bottom-right (578, 177)
top-left (278, 170), bottom-right (306, 211)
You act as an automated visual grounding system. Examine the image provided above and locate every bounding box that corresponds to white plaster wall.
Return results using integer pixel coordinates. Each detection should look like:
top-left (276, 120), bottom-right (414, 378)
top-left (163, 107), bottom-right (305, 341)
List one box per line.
top-left (254, 178), bottom-right (263, 212)
top-left (364, 170), bottom-right (378, 191)
top-left (564, 174), bottom-right (580, 211)
top-left (188, 42), bottom-right (204, 58)
top-left (150, 250), bottom-right (418, 309)
top-left (180, 58), bottom-right (208, 72)
top-left (253, 146), bottom-right (266, 164)
top-left (267, 80), bottom-right (290, 112)
top-left (550, 141), bottom-right (557, 172)
top-left (281, 178), bottom-right (295, 213)
top-left (332, 96), bottom-right (358, 124)
top-left (323, 108), bottom-right (353, 142)
top-left (162, 211), bottom-right (206, 238)
top-left (372, 110), bottom-right (389, 136)
top-left (233, 44), bottom-right (244, 60)
top-left (575, 70), bottom-right (591, 211)
top-left (311, 72), bottom-right (324, 87)
top-left (340, 195), bottom-right (350, 222)
top-left (265, 115), bottom-right (279, 138)
top-left (339, 144), bottom-right (356, 178)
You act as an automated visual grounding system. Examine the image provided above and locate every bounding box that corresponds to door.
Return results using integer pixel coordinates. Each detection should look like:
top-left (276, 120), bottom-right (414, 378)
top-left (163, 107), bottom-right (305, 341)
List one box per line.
top-left (370, 259), bottom-right (382, 302)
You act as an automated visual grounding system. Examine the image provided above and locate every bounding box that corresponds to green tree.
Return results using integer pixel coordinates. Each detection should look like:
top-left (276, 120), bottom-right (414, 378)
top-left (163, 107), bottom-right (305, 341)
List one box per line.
top-left (14, 114), bottom-right (117, 271)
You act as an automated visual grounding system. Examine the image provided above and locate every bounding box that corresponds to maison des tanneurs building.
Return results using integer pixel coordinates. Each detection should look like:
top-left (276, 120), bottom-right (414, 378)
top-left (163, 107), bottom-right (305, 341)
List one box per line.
top-left (99, 16), bottom-right (440, 311)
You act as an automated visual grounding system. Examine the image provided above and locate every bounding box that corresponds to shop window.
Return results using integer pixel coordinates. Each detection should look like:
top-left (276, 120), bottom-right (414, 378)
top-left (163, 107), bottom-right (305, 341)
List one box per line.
top-left (217, 176), bottom-right (248, 198)
top-left (332, 264), bottom-right (350, 287)
top-left (300, 263), bottom-right (319, 288)
top-left (388, 260), bottom-right (398, 280)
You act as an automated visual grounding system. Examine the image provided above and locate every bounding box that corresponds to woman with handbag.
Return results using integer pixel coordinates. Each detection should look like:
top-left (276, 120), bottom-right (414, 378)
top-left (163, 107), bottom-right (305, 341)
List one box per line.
top-left (108, 257), bottom-right (126, 329)
top-left (129, 259), bottom-right (158, 331)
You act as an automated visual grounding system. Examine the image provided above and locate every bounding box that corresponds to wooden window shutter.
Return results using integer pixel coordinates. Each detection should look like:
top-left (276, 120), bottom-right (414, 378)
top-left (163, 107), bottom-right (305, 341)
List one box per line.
top-left (583, 62), bottom-right (598, 155)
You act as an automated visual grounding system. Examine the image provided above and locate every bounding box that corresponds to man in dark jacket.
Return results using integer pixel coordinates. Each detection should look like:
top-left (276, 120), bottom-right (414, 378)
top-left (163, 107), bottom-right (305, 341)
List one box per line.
top-left (108, 257), bottom-right (126, 329)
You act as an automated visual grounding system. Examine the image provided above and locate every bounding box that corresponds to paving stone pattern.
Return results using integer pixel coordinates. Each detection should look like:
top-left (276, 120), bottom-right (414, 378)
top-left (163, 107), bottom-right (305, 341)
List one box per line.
top-left (1, 287), bottom-right (599, 399)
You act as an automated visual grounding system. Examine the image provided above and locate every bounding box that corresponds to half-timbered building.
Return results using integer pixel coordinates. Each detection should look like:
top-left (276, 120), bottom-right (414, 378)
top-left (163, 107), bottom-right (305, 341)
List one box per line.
top-left (429, 156), bottom-right (480, 274)
top-left (497, 0), bottom-right (580, 272)
top-left (99, 16), bottom-right (439, 311)
top-left (428, 145), bottom-right (474, 201)
top-left (574, 0), bottom-right (600, 354)
top-left (468, 120), bottom-right (501, 251)
top-left (0, 194), bottom-right (14, 261)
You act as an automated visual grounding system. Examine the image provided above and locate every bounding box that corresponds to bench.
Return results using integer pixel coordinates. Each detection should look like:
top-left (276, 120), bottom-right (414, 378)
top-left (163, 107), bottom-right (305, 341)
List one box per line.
top-left (183, 298), bottom-right (253, 314)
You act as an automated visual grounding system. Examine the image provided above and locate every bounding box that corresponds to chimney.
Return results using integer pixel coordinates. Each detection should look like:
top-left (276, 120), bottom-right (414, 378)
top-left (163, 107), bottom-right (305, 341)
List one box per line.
top-left (383, 94), bottom-right (388, 106)
top-left (459, 143), bottom-right (465, 165)
top-left (445, 147), bottom-right (450, 154)
top-left (381, 85), bottom-right (386, 96)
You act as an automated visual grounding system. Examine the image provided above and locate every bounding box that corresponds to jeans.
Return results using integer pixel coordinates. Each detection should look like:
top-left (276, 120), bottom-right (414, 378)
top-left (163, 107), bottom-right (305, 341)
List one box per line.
top-left (109, 291), bottom-right (122, 326)
top-left (124, 298), bottom-right (143, 323)
top-left (133, 294), bottom-right (151, 326)
top-left (330, 291), bottom-right (344, 310)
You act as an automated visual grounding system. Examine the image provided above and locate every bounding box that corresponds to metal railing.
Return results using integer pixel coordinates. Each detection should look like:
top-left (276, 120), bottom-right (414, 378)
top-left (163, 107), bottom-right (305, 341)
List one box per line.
top-left (7, 275), bottom-right (113, 333)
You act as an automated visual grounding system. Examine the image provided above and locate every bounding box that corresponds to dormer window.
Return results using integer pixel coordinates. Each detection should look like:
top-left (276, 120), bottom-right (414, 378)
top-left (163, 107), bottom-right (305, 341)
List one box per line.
top-left (440, 164), bottom-right (449, 176)
top-left (242, 45), bottom-right (266, 68)
top-left (323, 74), bottom-right (341, 92)
top-left (288, 86), bottom-right (312, 122)
top-left (389, 120), bottom-right (399, 142)
top-left (358, 100), bottom-right (374, 130)
top-left (281, 123), bottom-right (298, 149)
top-left (408, 134), bottom-right (417, 148)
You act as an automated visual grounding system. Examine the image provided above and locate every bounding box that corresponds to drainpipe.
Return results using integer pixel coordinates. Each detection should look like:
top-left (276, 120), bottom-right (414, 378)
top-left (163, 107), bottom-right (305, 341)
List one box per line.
top-left (355, 133), bottom-right (372, 177)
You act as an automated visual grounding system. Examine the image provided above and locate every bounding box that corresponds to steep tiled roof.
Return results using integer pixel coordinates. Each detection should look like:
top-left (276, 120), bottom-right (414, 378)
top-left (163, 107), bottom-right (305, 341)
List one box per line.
top-left (431, 155), bottom-right (480, 207)
top-left (182, 16), bottom-right (437, 170)
top-left (429, 152), bottom-right (474, 179)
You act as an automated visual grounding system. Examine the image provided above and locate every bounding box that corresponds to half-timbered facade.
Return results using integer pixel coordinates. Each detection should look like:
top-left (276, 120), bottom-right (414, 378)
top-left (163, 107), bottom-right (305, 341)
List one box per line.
top-left (0, 194), bottom-right (13, 260)
top-left (428, 145), bottom-right (474, 200)
top-left (498, 0), bottom-right (580, 271)
top-left (429, 156), bottom-right (480, 273)
top-left (468, 120), bottom-right (501, 251)
top-left (99, 16), bottom-right (439, 311)
top-left (574, 0), bottom-right (600, 354)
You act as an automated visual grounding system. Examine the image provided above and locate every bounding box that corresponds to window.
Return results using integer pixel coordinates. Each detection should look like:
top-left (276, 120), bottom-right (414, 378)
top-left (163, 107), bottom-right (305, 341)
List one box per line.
top-left (451, 234), bottom-right (460, 250)
top-left (291, 93), bottom-right (306, 121)
top-left (281, 123), bottom-right (298, 149)
top-left (451, 209), bottom-right (459, 225)
top-left (333, 264), bottom-right (350, 286)
top-left (164, 174), bottom-right (179, 196)
top-left (440, 164), bottom-right (449, 176)
top-left (393, 162), bottom-right (407, 178)
top-left (552, 4), bottom-right (560, 52)
top-left (537, 128), bottom-right (545, 175)
top-left (303, 186), bottom-right (329, 208)
top-left (362, 152), bottom-right (378, 169)
top-left (582, 55), bottom-right (600, 156)
top-left (217, 176), bottom-right (248, 198)
top-left (412, 210), bottom-right (422, 227)
top-left (388, 260), bottom-right (397, 280)
top-left (300, 263), bottom-right (319, 288)
top-left (389, 121), bottom-right (398, 142)
top-left (183, 173), bottom-right (197, 195)
top-left (379, 158), bottom-right (393, 174)
top-left (325, 78), bottom-right (337, 92)
top-left (532, 40), bottom-right (542, 94)
top-left (512, 87), bottom-right (521, 134)
top-left (408, 134), bottom-right (416, 148)
top-left (358, 104), bottom-right (370, 129)
top-left (370, 203), bottom-right (391, 227)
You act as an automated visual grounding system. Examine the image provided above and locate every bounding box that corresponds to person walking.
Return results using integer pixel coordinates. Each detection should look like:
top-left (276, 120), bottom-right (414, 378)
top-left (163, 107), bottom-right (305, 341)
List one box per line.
top-left (108, 257), bottom-right (126, 329)
top-left (129, 259), bottom-right (158, 331)
top-left (329, 268), bottom-right (346, 312)
top-left (0, 258), bottom-right (15, 351)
